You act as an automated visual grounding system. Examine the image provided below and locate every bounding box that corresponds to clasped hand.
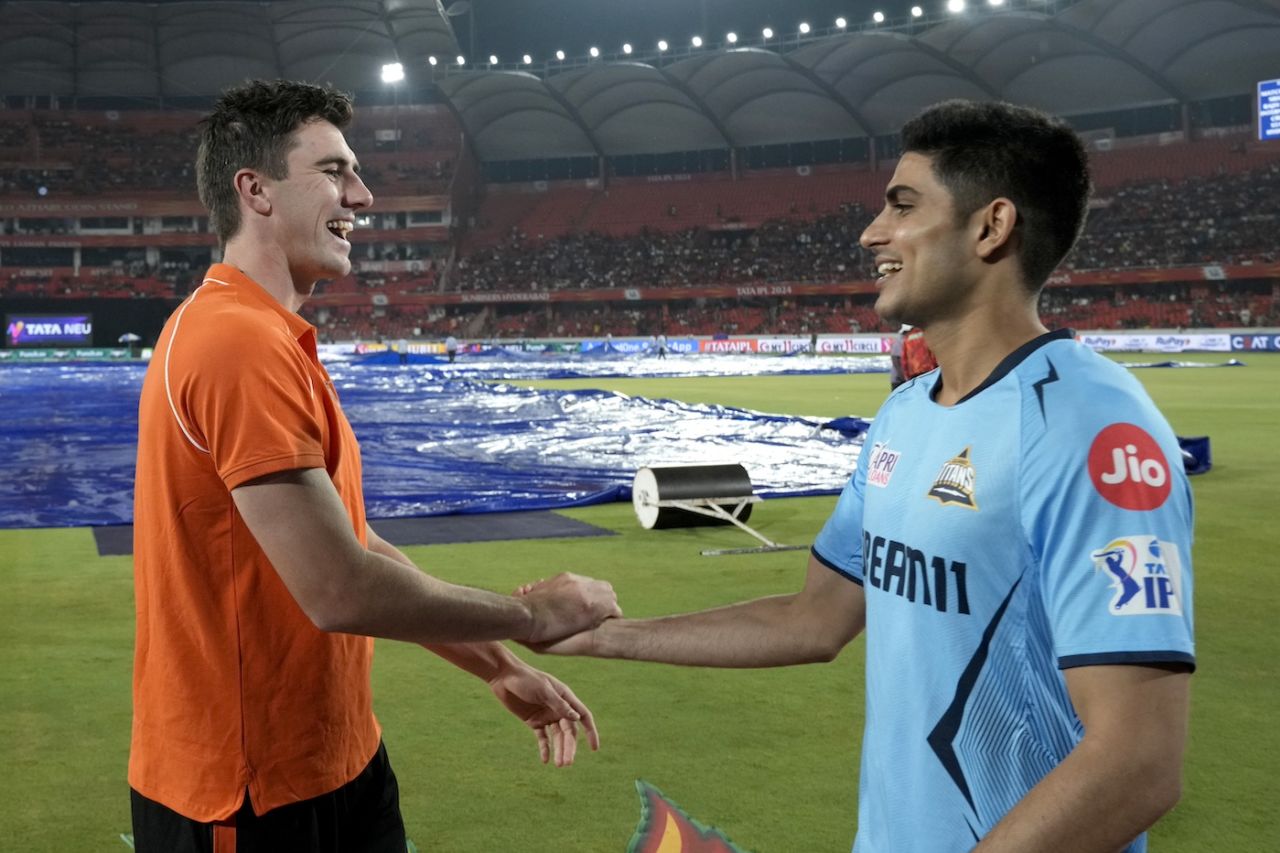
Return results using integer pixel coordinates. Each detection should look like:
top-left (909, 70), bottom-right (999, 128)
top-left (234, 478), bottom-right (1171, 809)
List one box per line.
top-left (517, 572), bottom-right (620, 644)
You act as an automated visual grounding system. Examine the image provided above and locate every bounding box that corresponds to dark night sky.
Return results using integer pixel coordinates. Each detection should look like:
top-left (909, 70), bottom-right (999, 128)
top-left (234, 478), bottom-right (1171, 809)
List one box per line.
top-left (453, 0), bottom-right (944, 62)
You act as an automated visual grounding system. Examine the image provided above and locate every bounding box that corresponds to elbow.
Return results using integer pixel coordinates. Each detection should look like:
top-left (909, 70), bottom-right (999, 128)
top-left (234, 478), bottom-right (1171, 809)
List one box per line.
top-left (1131, 734), bottom-right (1186, 820)
top-left (299, 571), bottom-right (368, 635)
top-left (1108, 746), bottom-right (1184, 828)
top-left (1142, 767), bottom-right (1183, 820)
top-left (805, 633), bottom-right (849, 664)
top-left (305, 597), bottom-right (359, 635)
top-left (309, 607), bottom-right (354, 635)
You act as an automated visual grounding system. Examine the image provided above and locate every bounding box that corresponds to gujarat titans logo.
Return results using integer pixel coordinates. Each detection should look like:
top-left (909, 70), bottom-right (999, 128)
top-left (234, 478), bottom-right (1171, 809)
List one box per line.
top-left (1090, 536), bottom-right (1183, 616)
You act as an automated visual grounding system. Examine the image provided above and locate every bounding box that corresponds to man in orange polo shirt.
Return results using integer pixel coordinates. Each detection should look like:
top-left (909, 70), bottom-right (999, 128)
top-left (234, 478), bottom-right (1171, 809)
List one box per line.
top-left (130, 80), bottom-right (621, 852)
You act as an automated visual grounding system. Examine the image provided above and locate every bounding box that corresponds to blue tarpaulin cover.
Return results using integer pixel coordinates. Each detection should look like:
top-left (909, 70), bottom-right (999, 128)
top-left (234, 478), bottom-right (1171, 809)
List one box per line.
top-left (0, 353), bottom-right (1216, 530)
top-left (0, 359), bottom-right (871, 529)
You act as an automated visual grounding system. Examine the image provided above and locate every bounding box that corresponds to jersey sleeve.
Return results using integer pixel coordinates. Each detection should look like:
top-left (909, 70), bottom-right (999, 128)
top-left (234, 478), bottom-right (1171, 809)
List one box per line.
top-left (812, 430), bottom-right (872, 584)
top-left (176, 319), bottom-right (328, 490)
top-left (1020, 369), bottom-right (1195, 671)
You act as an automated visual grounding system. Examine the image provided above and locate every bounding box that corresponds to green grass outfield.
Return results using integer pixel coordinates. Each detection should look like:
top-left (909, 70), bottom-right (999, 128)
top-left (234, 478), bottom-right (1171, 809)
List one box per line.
top-left (1, 352), bottom-right (1276, 851)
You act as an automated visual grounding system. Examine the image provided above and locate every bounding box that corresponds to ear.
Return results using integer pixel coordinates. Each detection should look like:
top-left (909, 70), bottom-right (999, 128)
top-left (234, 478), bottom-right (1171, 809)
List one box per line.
top-left (232, 168), bottom-right (272, 217)
top-left (973, 197), bottom-right (1018, 261)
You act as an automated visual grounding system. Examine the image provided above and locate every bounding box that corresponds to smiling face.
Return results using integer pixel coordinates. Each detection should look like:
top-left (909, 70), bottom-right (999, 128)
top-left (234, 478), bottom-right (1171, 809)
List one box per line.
top-left (265, 119), bottom-right (372, 292)
top-left (860, 151), bottom-right (979, 328)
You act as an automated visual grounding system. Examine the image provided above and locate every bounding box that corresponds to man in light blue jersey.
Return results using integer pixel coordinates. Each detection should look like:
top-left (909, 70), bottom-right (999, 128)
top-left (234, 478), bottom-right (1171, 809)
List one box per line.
top-left (524, 100), bottom-right (1193, 852)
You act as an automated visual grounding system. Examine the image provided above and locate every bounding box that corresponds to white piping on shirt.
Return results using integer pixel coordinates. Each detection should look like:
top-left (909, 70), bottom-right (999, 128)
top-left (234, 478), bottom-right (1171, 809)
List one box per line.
top-left (161, 280), bottom-right (231, 454)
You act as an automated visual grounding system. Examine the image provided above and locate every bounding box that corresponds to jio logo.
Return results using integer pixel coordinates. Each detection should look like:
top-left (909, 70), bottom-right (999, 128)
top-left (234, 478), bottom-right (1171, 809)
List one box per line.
top-left (1087, 424), bottom-right (1171, 511)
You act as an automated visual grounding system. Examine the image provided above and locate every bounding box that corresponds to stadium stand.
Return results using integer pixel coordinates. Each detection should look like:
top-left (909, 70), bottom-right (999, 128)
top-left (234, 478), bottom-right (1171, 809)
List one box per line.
top-left (4, 0), bottom-right (1280, 346)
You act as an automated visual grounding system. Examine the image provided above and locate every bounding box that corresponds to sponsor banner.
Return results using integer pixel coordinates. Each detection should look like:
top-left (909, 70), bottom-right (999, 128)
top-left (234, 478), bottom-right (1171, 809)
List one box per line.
top-left (756, 336), bottom-right (811, 354)
top-left (1231, 333), bottom-right (1280, 352)
top-left (667, 337), bottom-right (698, 354)
top-left (0, 347), bottom-right (127, 361)
top-left (0, 200), bottom-right (141, 215)
top-left (599, 339), bottom-right (652, 355)
top-left (756, 335), bottom-right (893, 354)
top-left (699, 338), bottom-right (757, 353)
top-left (736, 283), bottom-right (794, 297)
top-left (6, 314), bottom-right (93, 347)
top-left (818, 336), bottom-right (893, 354)
top-left (1078, 333), bottom-right (1232, 353)
top-left (458, 291), bottom-right (551, 304)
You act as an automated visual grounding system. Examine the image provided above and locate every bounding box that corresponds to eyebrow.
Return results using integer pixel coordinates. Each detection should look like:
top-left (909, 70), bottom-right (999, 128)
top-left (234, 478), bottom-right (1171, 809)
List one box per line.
top-left (315, 156), bottom-right (361, 175)
top-left (885, 184), bottom-right (919, 203)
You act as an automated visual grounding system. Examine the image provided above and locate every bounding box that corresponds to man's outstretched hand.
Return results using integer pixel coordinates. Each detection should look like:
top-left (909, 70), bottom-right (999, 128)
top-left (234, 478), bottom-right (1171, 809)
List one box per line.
top-left (519, 572), bottom-right (620, 644)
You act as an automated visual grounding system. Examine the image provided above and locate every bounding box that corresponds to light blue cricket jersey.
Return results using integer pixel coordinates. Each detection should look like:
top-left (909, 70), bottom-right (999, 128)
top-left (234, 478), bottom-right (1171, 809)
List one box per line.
top-left (813, 330), bottom-right (1195, 853)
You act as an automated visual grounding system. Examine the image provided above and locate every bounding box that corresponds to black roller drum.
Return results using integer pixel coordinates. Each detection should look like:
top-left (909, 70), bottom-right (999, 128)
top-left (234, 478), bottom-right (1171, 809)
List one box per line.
top-left (632, 464), bottom-right (754, 529)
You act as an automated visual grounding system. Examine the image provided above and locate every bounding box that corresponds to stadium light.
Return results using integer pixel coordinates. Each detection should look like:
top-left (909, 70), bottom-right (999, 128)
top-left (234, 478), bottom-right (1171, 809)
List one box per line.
top-left (428, 55), bottom-right (438, 66)
top-left (456, 55), bottom-right (466, 66)
top-left (911, 5), bottom-right (924, 16)
top-left (658, 39), bottom-right (669, 51)
top-left (726, 31), bottom-right (738, 43)
top-left (622, 42), bottom-right (633, 54)
top-left (798, 22), bottom-right (811, 34)
top-left (873, 11), bottom-right (885, 23)
top-left (835, 17), bottom-right (848, 29)
top-left (522, 54), bottom-right (532, 65)
top-left (762, 27), bottom-right (774, 39)
top-left (555, 49), bottom-right (565, 61)
top-left (947, 0), bottom-right (966, 12)
top-left (380, 62), bottom-right (404, 83)
top-left (488, 54), bottom-right (498, 65)
top-left (589, 46), bottom-right (600, 57)
top-left (691, 35), bottom-right (703, 47)
top-left (988, 0), bottom-right (1005, 5)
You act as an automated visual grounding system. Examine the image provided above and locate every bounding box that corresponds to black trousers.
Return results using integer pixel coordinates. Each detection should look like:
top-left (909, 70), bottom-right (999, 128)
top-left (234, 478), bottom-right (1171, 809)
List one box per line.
top-left (130, 741), bottom-right (406, 853)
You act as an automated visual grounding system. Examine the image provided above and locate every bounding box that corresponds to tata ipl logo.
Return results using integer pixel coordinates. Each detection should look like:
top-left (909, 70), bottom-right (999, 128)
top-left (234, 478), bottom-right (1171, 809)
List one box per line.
top-left (6, 320), bottom-right (25, 345)
top-left (1090, 536), bottom-right (1183, 616)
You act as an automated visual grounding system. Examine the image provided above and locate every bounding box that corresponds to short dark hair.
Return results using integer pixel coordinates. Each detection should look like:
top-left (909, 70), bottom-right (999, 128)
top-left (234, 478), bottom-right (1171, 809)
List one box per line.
top-left (197, 80), bottom-right (354, 244)
top-left (900, 100), bottom-right (1091, 290)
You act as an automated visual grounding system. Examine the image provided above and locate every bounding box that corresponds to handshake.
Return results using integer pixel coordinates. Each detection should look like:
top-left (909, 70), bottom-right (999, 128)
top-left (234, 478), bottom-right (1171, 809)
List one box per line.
top-left (512, 572), bottom-right (620, 655)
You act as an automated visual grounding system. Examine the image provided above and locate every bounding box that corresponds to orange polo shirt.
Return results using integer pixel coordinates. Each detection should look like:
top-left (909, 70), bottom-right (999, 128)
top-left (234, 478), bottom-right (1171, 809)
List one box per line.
top-left (130, 264), bottom-right (380, 821)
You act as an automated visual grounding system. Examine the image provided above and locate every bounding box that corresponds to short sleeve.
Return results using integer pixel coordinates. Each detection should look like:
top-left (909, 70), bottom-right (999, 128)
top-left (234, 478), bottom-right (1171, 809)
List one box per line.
top-left (1021, 382), bottom-right (1195, 672)
top-left (177, 322), bottom-right (328, 490)
top-left (812, 437), bottom-right (871, 584)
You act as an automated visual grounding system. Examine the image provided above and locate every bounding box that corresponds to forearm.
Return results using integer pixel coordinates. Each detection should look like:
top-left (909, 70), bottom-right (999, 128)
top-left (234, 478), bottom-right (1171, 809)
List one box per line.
top-left (590, 595), bottom-right (846, 668)
top-left (424, 640), bottom-right (523, 681)
top-left (324, 548), bottom-right (535, 644)
top-left (366, 527), bottom-right (527, 673)
top-left (975, 734), bottom-right (1181, 852)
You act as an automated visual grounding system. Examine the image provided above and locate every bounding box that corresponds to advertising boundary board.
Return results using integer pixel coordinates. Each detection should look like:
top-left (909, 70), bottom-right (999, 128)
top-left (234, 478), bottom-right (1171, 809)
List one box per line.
top-left (10, 331), bottom-right (1276, 363)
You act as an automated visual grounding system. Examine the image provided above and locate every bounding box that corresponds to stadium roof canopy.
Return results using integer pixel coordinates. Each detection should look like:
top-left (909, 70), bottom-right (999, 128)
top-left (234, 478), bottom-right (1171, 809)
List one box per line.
top-left (0, 0), bottom-right (460, 104)
top-left (3, 0), bottom-right (1278, 160)
top-left (435, 0), bottom-right (1280, 160)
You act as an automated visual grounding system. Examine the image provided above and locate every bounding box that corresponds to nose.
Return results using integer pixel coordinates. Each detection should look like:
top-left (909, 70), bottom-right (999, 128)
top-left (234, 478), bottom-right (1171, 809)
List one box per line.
top-left (860, 209), bottom-right (888, 251)
top-left (345, 172), bottom-right (373, 211)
